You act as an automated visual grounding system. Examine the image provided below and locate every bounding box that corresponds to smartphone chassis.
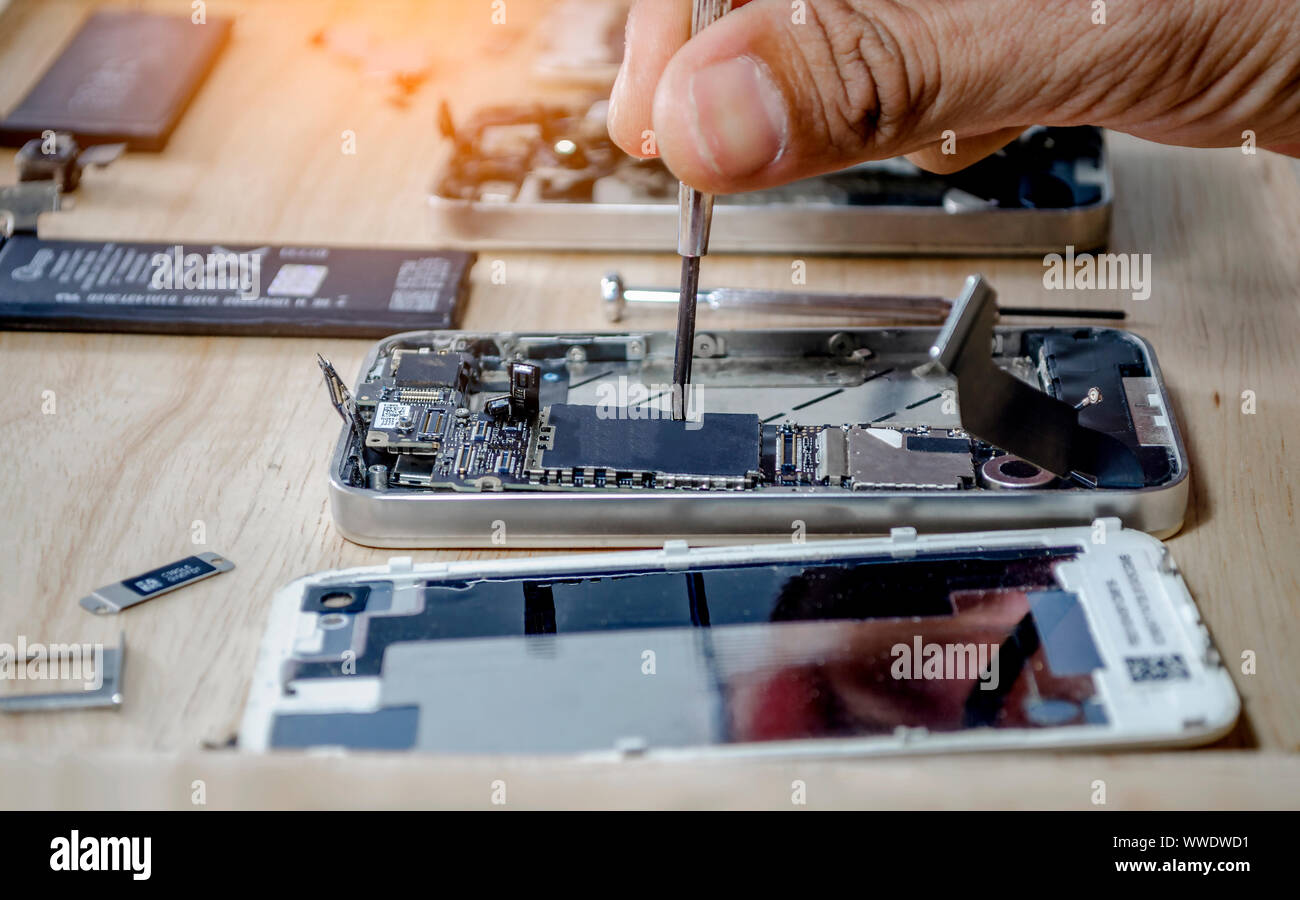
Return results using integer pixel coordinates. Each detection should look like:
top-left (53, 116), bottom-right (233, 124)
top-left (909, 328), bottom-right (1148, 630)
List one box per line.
top-left (430, 119), bottom-right (1112, 256)
top-left (327, 324), bottom-right (1189, 548)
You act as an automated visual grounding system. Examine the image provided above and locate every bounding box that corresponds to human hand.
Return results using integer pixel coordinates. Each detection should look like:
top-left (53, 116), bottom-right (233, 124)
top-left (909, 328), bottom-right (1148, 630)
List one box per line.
top-left (607, 0), bottom-right (1300, 193)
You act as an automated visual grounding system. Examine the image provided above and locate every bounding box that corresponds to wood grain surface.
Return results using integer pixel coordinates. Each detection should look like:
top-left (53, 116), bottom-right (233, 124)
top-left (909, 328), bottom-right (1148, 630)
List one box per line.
top-left (0, 0), bottom-right (1297, 809)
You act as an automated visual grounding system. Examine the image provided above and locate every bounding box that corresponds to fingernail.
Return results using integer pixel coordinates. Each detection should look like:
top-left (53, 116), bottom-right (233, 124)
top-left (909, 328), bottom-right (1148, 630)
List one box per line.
top-left (690, 56), bottom-right (788, 178)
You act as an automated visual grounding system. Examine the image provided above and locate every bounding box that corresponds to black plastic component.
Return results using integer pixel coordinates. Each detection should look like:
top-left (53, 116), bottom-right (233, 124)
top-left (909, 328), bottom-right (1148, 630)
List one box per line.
top-left (1026, 329), bottom-right (1175, 486)
top-left (906, 435), bottom-right (971, 454)
top-left (947, 126), bottom-right (1105, 209)
top-left (508, 361), bottom-right (540, 418)
top-left (395, 351), bottom-right (476, 390)
top-left (302, 585), bottom-right (371, 614)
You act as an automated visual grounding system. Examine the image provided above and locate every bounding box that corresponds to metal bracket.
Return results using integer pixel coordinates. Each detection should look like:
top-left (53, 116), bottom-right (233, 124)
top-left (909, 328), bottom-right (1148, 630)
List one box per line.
top-left (16, 132), bottom-right (125, 192)
top-left (79, 551), bottom-right (234, 615)
top-left (0, 634), bottom-right (125, 713)
top-left (0, 133), bottom-right (123, 238)
top-left (927, 275), bottom-right (1144, 487)
top-left (0, 182), bottom-right (62, 237)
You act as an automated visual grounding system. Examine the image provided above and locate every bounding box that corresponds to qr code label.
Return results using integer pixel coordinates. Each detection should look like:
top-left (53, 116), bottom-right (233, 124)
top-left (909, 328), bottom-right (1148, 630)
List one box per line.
top-left (388, 290), bottom-right (441, 312)
top-left (267, 264), bottom-right (329, 297)
top-left (394, 257), bottom-right (451, 289)
top-left (373, 402), bottom-right (410, 430)
top-left (1125, 654), bottom-right (1190, 683)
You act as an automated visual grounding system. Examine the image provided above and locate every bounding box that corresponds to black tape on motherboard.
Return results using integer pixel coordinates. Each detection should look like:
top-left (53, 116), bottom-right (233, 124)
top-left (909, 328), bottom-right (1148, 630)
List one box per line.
top-left (0, 238), bottom-right (474, 337)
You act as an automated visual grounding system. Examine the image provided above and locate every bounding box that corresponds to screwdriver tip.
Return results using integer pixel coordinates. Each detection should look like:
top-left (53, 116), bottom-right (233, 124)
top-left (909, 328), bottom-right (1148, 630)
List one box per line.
top-left (672, 255), bottom-right (703, 420)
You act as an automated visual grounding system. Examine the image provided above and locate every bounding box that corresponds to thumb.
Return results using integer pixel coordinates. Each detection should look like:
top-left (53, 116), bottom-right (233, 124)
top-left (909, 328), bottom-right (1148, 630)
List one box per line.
top-left (639, 0), bottom-right (1120, 194)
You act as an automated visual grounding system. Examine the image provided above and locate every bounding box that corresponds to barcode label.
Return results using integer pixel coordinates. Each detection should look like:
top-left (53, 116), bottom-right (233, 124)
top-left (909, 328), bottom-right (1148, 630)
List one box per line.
top-left (267, 263), bottom-right (328, 297)
top-left (1125, 654), bottom-right (1190, 683)
top-left (122, 555), bottom-right (217, 597)
top-left (373, 402), bottom-right (409, 429)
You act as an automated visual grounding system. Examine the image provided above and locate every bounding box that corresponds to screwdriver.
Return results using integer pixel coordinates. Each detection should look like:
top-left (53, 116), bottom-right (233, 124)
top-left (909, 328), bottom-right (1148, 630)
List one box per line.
top-left (672, 0), bottom-right (733, 420)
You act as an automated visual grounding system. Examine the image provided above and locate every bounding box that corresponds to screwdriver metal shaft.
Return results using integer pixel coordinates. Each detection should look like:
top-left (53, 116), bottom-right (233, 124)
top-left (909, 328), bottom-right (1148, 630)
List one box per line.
top-left (672, 0), bottom-right (731, 420)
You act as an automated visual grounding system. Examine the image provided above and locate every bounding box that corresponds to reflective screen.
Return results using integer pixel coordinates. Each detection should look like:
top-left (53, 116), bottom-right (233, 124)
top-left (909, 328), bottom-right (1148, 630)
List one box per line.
top-left (273, 547), bottom-right (1108, 752)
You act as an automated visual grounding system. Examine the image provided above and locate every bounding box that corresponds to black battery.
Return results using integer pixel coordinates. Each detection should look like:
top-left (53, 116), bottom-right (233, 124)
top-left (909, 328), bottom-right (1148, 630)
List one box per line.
top-left (0, 10), bottom-right (233, 151)
top-left (0, 237), bottom-right (474, 337)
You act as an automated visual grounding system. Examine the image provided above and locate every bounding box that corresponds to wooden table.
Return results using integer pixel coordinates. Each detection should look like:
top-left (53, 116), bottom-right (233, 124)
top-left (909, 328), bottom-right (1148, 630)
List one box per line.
top-left (1, 0), bottom-right (1298, 809)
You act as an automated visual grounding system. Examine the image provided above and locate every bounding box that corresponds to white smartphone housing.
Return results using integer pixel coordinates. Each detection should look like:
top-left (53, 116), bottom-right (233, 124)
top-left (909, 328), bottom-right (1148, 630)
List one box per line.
top-left (241, 521), bottom-right (1238, 758)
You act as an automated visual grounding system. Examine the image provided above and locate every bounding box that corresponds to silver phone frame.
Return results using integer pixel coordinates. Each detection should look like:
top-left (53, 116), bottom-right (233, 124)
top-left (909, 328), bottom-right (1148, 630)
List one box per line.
top-left (327, 326), bottom-right (1189, 549)
top-left (428, 196), bottom-right (1112, 256)
top-left (428, 136), bottom-right (1112, 255)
